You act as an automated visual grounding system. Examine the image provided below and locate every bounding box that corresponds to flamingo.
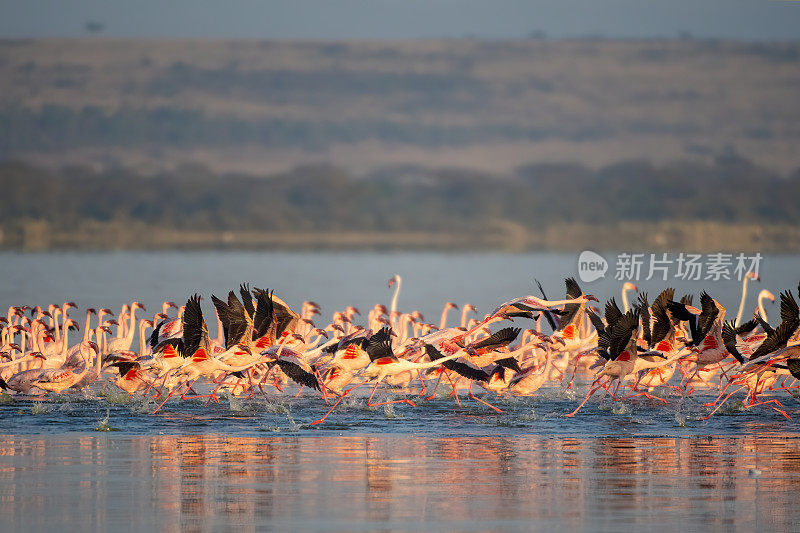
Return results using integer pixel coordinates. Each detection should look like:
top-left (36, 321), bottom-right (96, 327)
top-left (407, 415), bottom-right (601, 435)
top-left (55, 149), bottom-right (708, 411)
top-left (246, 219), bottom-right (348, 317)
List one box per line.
top-left (311, 343), bottom-right (467, 424)
top-left (35, 341), bottom-right (99, 394)
top-left (107, 302), bottom-right (145, 353)
top-left (439, 302), bottom-right (458, 329)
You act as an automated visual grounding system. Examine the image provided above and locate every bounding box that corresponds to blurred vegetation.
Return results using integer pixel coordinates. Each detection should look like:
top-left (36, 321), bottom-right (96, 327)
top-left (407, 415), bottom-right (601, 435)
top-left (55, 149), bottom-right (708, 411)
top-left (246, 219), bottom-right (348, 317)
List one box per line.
top-left (1, 158), bottom-right (798, 252)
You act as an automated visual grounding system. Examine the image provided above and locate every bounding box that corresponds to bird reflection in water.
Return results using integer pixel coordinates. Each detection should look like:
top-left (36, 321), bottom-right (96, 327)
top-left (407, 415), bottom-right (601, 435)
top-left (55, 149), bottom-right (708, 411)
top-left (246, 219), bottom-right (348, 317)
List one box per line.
top-left (2, 434), bottom-right (800, 530)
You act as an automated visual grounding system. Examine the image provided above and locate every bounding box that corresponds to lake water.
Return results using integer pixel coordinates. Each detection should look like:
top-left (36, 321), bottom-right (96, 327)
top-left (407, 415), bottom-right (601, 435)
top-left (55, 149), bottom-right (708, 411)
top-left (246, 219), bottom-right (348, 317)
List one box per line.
top-left (2, 251), bottom-right (800, 530)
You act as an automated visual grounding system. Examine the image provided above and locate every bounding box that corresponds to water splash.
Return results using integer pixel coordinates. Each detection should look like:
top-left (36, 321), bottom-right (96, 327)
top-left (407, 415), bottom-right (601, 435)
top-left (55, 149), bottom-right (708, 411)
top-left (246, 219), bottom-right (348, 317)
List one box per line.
top-left (612, 403), bottom-right (630, 415)
top-left (95, 408), bottom-right (118, 431)
top-left (31, 402), bottom-right (51, 415)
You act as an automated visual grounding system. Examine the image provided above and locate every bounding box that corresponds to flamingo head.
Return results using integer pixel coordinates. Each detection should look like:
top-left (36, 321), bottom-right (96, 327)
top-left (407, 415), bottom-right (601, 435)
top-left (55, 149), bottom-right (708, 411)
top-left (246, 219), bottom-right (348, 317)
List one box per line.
top-left (583, 294), bottom-right (599, 303)
top-left (99, 326), bottom-right (113, 335)
top-left (86, 308), bottom-right (97, 315)
top-left (347, 306), bottom-right (361, 316)
top-left (623, 282), bottom-right (638, 292)
top-left (167, 301), bottom-right (178, 309)
top-left (388, 274), bottom-right (401, 288)
top-left (66, 302), bottom-right (78, 310)
top-left (101, 308), bottom-right (114, 316)
top-left (747, 271), bottom-right (760, 281)
top-left (760, 290), bottom-right (776, 303)
top-left (41, 310), bottom-right (52, 318)
top-left (66, 319), bottom-right (79, 331)
top-left (88, 341), bottom-right (100, 354)
top-left (133, 302), bottom-right (146, 311)
top-left (105, 319), bottom-right (119, 327)
top-left (312, 328), bottom-right (329, 339)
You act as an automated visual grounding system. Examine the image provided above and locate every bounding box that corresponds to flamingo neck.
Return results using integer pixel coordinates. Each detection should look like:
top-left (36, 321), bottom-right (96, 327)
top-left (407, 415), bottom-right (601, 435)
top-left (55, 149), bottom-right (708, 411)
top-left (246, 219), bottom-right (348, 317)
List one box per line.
top-left (621, 288), bottom-right (631, 313)
top-left (758, 292), bottom-right (770, 321)
top-left (734, 275), bottom-right (751, 326)
top-left (390, 276), bottom-right (402, 327)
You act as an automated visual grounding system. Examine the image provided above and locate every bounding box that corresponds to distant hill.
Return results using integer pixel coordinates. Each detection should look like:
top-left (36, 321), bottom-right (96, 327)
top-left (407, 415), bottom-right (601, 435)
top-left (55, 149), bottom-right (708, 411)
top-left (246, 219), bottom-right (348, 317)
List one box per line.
top-left (0, 38), bottom-right (799, 176)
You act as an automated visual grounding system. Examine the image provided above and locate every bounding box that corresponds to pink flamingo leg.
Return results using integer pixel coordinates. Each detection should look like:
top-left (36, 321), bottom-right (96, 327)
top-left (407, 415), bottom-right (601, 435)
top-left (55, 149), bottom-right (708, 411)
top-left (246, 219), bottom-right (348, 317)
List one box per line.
top-left (310, 381), bottom-right (369, 425)
top-left (467, 381), bottom-right (502, 413)
top-left (365, 378), bottom-right (416, 408)
top-left (566, 378), bottom-right (605, 417)
top-left (701, 385), bottom-right (746, 420)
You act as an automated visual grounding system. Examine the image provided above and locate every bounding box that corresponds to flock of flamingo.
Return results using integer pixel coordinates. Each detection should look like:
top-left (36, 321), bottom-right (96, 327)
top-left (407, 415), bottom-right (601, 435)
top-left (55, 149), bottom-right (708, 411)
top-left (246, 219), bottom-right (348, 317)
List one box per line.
top-left (1, 272), bottom-right (799, 423)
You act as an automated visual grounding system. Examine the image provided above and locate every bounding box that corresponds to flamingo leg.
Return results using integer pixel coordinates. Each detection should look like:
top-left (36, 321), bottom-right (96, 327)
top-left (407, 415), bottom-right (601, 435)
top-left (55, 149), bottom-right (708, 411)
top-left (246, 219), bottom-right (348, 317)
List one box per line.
top-left (366, 378), bottom-right (416, 408)
top-left (566, 378), bottom-right (604, 417)
top-left (701, 385), bottom-right (746, 420)
top-left (746, 398), bottom-right (790, 419)
top-left (416, 370), bottom-right (427, 397)
top-left (444, 372), bottom-right (462, 407)
top-left (152, 385), bottom-right (183, 414)
top-left (310, 381), bottom-right (369, 425)
top-left (468, 381), bottom-right (502, 413)
top-left (424, 371), bottom-right (443, 401)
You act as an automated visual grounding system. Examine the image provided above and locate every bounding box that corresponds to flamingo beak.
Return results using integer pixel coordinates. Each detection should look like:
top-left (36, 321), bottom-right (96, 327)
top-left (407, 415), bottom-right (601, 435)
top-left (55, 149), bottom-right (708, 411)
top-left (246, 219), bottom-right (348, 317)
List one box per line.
top-left (585, 295), bottom-right (599, 302)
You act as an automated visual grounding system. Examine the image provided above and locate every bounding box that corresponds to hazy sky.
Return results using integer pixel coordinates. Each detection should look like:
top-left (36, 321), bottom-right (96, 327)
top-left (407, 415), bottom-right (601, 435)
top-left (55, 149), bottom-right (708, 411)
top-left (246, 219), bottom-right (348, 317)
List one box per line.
top-left (1, 0), bottom-right (799, 41)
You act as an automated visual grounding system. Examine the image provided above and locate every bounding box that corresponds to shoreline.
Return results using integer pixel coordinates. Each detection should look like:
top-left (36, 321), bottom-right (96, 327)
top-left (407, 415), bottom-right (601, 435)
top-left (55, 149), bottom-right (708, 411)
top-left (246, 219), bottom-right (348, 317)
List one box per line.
top-left (2, 220), bottom-right (797, 253)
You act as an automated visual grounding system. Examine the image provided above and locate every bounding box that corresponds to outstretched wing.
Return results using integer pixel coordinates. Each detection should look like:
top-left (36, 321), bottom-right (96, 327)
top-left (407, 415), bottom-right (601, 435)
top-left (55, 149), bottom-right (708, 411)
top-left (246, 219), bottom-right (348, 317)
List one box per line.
top-left (182, 294), bottom-right (209, 357)
top-left (557, 277), bottom-right (583, 331)
top-left (239, 283), bottom-right (255, 319)
top-left (721, 321), bottom-right (746, 364)
top-left (469, 327), bottom-right (521, 352)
